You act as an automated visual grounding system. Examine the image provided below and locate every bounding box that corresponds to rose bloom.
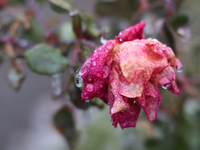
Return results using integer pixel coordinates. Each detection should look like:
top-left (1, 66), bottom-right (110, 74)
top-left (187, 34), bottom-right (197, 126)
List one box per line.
top-left (79, 22), bottom-right (182, 129)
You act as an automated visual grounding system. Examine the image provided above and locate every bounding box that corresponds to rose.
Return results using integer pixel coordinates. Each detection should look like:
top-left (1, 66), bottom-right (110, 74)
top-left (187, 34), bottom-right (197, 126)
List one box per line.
top-left (79, 22), bottom-right (182, 129)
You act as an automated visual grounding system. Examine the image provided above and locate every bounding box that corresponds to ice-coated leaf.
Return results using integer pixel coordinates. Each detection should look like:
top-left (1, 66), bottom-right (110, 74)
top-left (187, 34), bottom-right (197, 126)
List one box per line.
top-left (49, 0), bottom-right (76, 13)
top-left (25, 44), bottom-right (68, 75)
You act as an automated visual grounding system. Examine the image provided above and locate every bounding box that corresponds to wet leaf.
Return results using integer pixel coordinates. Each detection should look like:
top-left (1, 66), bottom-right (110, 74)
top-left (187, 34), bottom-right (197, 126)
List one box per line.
top-left (95, 0), bottom-right (139, 18)
top-left (169, 15), bottom-right (189, 31)
top-left (25, 44), bottom-right (69, 75)
top-left (49, 0), bottom-right (76, 13)
top-left (81, 13), bottom-right (100, 38)
top-left (7, 68), bottom-right (26, 91)
top-left (59, 21), bottom-right (76, 41)
top-left (53, 107), bottom-right (79, 150)
top-left (71, 11), bottom-right (83, 39)
top-left (98, 0), bottom-right (119, 3)
top-left (23, 19), bottom-right (43, 43)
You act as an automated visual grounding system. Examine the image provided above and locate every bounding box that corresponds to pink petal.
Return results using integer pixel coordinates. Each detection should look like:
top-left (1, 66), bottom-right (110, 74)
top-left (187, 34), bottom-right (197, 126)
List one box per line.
top-left (115, 21), bottom-right (145, 43)
top-left (112, 99), bottom-right (141, 129)
top-left (80, 40), bottom-right (115, 102)
top-left (108, 63), bottom-right (130, 114)
top-left (141, 82), bottom-right (161, 121)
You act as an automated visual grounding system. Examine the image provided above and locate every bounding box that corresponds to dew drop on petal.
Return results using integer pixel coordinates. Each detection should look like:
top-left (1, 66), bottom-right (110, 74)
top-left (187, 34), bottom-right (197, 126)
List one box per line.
top-left (86, 84), bottom-right (94, 92)
top-left (162, 84), bottom-right (171, 89)
top-left (177, 65), bottom-right (183, 73)
top-left (119, 31), bottom-right (123, 35)
top-left (75, 69), bottom-right (83, 88)
top-left (119, 38), bottom-right (123, 42)
top-left (92, 61), bottom-right (96, 66)
top-left (88, 76), bottom-right (91, 81)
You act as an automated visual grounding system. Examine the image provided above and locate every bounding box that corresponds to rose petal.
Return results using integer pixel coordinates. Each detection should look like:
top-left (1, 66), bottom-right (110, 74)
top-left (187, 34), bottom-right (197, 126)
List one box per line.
top-left (115, 21), bottom-right (145, 43)
top-left (141, 81), bottom-right (161, 121)
top-left (108, 63), bottom-right (130, 114)
top-left (112, 99), bottom-right (141, 129)
top-left (80, 40), bottom-right (115, 101)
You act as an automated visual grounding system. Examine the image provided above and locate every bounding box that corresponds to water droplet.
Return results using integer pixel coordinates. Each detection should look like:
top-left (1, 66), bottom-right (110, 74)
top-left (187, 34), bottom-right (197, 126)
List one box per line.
top-left (162, 84), bottom-right (171, 89)
top-left (75, 69), bottom-right (83, 88)
top-left (85, 100), bottom-right (90, 103)
top-left (119, 31), bottom-right (123, 35)
top-left (100, 36), bottom-right (107, 44)
top-left (119, 38), bottom-right (123, 42)
top-left (92, 61), bottom-right (96, 66)
top-left (87, 84), bottom-right (94, 92)
top-left (100, 84), bottom-right (103, 88)
top-left (115, 95), bottom-right (118, 97)
top-left (134, 101), bottom-right (136, 103)
top-left (88, 76), bottom-right (91, 81)
top-left (96, 73), bottom-right (101, 78)
top-left (177, 65), bottom-right (183, 73)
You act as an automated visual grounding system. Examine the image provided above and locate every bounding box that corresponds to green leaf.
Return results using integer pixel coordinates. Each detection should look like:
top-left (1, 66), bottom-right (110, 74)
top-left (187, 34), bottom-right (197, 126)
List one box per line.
top-left (49, 0), bottom-right (76, 13)
top-left (71, 11), bottom-right (83, 39)
top-left (169, 15), bottom-right (189, 31)
top-left (81, 13), bottom-right (100, 37)
top-left (54, 107), bottom-right (79, 149)
top-left (23, 19), bottom-right (43, 43)
top-left (25, 44), bottom-right (69, 75)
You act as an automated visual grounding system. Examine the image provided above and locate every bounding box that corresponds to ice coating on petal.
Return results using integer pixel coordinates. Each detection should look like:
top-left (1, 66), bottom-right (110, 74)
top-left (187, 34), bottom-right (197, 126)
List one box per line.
top-left (115, 21), bottom-right (146, 43)
top-left (112, 99), bottom-right (141, 129)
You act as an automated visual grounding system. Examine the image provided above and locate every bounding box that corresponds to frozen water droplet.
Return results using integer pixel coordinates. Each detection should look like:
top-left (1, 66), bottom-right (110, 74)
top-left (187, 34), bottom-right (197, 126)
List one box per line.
top-left (92, 61), bottom-right (96, 66)
top-left (75, 69), bottom-right (83, 88)
top-left (119, 31), bottom-right (123, 35)
top-left (87, 84), bottom-right (94, 92)
top-left (51, 73), bottom-right (62, 96)
top-left (119, 38), bottom-right (123, 42)
top-left (162, 84), bottom-right (171, 89)
top-left (88, 76), bottom-right (91, 81)
top-left (85, 100), bottom-right (90, 103)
